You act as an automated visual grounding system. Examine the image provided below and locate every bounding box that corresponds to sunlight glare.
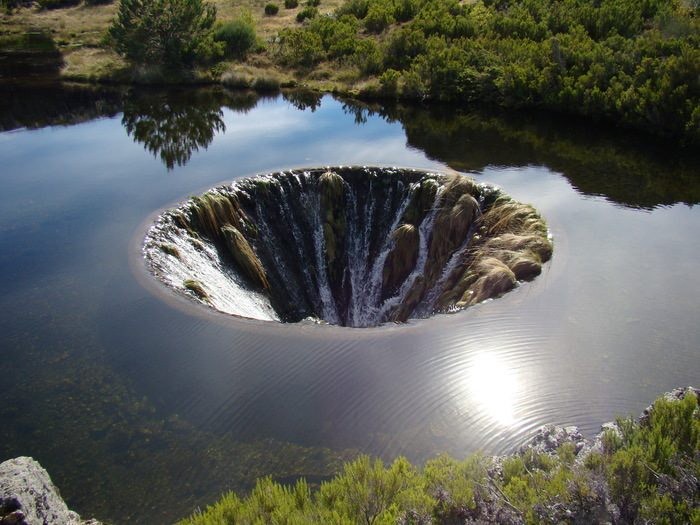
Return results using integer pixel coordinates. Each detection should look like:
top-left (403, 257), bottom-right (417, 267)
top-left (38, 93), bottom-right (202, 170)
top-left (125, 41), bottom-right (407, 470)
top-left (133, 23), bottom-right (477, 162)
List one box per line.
top-left (468, 352), bottom-right (519, 426)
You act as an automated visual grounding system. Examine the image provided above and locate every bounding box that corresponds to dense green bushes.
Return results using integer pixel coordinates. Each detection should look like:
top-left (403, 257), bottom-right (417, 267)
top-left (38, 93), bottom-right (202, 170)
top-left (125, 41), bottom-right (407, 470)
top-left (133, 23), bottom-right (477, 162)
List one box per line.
top-left (109, 0), bottom-right (220, 69)
top-left (272, 0), bottom-right (699, 142)
top-left (181, 390), bottom-right (700, 524)
top-left (213, 17), bottom-right (257, 59)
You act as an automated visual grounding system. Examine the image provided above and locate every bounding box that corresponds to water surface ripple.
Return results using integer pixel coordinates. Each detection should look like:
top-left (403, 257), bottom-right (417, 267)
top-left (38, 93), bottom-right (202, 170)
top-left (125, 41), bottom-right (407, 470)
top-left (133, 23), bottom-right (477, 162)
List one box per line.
top-left (0, 86), bottom-right (698, 523)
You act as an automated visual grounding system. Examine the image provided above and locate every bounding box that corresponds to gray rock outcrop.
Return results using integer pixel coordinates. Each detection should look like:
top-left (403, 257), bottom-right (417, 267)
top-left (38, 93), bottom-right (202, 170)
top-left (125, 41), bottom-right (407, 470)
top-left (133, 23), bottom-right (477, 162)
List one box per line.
top-left (0, 457), bottom-right (100, 525)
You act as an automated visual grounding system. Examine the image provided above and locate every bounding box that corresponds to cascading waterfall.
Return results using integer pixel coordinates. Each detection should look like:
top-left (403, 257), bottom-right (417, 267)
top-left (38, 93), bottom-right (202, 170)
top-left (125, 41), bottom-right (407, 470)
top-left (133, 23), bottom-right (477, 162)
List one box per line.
top-left (144, 167), bottom-right (553, 327)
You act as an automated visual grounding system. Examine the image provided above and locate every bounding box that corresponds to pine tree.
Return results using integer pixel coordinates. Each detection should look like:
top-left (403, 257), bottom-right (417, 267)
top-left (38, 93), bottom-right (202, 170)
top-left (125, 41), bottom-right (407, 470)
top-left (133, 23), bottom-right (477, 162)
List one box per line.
top-left (109, 0), bottom-right (220, 69)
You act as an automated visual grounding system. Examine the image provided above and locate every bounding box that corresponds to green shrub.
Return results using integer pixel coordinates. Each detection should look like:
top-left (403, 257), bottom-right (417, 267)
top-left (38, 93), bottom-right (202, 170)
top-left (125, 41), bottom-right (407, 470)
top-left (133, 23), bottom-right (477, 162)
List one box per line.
top-left (385, 27), bottom-right (426, 70)
top-left (306, 0), bottom-right (320, 6)
top-left (277, 28), bottom-right (323, 66)
top-left (364, 1), bottom-right (394, 33)
top-left (109, 0), bottom-right (220, 69)
top-left (393, 0), bottom-right (417, 22)
top-left (214, 18), bottom-right (256, 58)
top-left (264, 3), bottom-right (279, 15)
top-left (296, 6), bottom-right (318, 22)
top-left (284, 0), bottom-right (298, 8)
top-left (308, 15), bottom-right (358, 58)
top-left (352, 38), bottom-right (382, 75)
top-left (336, 0), bottom-right (369, 19)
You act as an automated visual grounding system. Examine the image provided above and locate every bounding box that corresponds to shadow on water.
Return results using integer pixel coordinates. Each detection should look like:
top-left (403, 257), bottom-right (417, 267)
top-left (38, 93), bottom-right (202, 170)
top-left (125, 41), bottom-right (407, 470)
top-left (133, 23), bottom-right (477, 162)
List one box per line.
top-left (2, 82), bottom-right (697, 208)
top-left (339, 99), bottom-right (700, 210)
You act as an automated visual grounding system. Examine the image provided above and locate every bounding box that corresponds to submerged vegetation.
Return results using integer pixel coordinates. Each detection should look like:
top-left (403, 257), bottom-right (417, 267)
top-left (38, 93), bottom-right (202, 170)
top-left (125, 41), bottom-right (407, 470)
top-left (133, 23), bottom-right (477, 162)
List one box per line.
top-left (144, 168), bottom-right (553, 326)
top-left (181, 389), bottom-right (700, 525)
top-left (2, 0), bottom-right (698, 141)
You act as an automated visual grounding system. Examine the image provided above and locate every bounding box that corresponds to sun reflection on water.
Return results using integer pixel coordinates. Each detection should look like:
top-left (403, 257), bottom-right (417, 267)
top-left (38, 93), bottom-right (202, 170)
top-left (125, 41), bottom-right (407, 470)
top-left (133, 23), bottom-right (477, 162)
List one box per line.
top-left (467, 352), bottom-right (520, 426)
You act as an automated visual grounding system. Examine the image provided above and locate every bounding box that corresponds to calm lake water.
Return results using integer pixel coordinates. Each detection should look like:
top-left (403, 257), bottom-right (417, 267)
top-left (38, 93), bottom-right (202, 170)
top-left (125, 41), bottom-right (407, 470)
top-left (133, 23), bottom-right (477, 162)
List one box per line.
top-left (1, 84), bottom-right (698, 523)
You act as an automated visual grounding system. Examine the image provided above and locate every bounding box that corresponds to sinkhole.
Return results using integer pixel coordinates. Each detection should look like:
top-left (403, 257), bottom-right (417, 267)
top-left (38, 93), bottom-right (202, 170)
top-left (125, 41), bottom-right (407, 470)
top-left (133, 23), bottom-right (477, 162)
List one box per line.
top-left (144, 167), bottom-right (553, 327)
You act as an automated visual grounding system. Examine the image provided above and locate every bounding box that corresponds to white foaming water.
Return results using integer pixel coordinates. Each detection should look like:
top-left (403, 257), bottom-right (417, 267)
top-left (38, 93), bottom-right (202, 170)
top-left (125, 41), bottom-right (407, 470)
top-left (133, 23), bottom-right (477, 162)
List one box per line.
top-left (375, 186), bottom-right (444, 322)
top-left (143, 168), bottom-right (539, 327)
top-left (144, 215), bottom-right (278, 321)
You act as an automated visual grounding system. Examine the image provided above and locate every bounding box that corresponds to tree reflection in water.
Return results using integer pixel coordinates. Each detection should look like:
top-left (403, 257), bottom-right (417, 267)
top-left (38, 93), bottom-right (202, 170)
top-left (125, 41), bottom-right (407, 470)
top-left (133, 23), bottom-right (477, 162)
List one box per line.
top-left (122, 90), bottom-right (227, 170)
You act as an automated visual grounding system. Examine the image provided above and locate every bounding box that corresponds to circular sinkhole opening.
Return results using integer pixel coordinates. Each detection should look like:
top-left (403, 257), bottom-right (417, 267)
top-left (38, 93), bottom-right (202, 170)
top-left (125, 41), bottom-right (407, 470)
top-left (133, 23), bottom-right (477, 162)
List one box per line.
top-left (144, 167), bottom-right (553, 327)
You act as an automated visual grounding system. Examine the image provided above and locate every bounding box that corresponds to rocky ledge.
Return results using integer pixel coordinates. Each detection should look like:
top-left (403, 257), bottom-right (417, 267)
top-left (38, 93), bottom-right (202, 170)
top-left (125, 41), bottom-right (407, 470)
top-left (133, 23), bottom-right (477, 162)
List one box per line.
top-left (520, 386), bottom-right (700, 458)
top-left (0, 457), bottom-right (100, 525)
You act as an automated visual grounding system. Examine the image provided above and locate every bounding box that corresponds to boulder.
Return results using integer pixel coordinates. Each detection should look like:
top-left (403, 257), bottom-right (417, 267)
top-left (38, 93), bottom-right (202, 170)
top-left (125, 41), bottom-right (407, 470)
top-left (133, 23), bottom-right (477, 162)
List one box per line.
top-left (0, 457), bottom-right (99, 525)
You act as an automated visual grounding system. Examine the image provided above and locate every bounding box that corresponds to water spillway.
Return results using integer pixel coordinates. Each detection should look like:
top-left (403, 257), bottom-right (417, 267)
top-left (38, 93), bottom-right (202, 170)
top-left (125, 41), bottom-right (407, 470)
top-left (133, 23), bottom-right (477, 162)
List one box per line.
top-left (144, 167), bottom-right (553, 327)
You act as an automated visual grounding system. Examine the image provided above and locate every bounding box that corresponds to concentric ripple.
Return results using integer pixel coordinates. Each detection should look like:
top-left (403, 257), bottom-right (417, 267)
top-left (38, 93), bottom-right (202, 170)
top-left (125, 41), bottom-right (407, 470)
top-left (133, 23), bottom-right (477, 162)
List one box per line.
top-left (144, 167), bottom-right (552, 327)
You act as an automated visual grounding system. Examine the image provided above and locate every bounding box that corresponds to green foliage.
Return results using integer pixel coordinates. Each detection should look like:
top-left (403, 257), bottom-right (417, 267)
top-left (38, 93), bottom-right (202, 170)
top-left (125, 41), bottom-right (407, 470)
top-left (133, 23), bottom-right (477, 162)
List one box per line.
top-left (353, 38), bottom-right (382, 75)
top-left (364, 0), bottom-right (394, 33)
top-left (265, 3), bottom-right (279, 15)
top-left (336, 0), bottom-right (369, 19)
top-left (109, 0), bottom-right (220, 69)
top-left (307, 0), bottom-right (320, 6)
top-left (604, 392), bottom-right (700, 523)
top-left (323, 0), bottom-right (700, 142)
top-left (385, 27), bottom-right (426, 70)
top-left (296, 5), bottom-right (319, 22)
top-left (214, 17), bottom-right (256, 59)
top-left (284, 0), bottom-right (298, 8)
top-left (309, 15), bottom-right (359, 58)
top-left (277, 28), bottom-right (324, 67)
top-left (393, 0), bottom-right (418, 23)
top-left (181, 390), bottom-right (700, 525)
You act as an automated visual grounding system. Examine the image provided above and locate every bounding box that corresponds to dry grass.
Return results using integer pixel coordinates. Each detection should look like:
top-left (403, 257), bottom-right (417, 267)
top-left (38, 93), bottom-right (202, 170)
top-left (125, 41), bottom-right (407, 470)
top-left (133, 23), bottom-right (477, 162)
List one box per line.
top-left (183, 278), bottom-right (210, 301)
top-left (319, 170), bottom-right (345, 201)
top-left (435, 195), bottom-right (553, 310)
top-left (382, 223), bottom-right (419, 297)
top-left (189, 191), bottom-right (245, 241)
top-left (221, 225), bottom-right (270, 290)
top-left (0, 0), bottom-right (346, 81)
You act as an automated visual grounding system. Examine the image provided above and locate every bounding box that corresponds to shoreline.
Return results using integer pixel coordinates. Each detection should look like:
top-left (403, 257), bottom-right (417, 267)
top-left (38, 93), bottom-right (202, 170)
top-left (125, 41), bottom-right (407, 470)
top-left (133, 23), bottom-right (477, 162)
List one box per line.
top-left (3, 387), bottom-right (697, 525)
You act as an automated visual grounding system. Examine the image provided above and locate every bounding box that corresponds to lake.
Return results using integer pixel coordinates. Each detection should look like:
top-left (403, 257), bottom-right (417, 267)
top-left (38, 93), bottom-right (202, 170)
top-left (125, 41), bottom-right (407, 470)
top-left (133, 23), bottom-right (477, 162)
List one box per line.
top-left (1, 83), bottom-right (698, 523)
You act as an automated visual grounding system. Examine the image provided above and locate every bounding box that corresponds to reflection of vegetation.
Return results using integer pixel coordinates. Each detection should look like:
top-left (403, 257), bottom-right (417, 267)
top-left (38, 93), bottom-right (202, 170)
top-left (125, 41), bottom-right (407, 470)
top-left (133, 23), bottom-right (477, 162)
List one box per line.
top-left (0, 82), bottom-right (123, 131)
top-left (0, 32), bottom-right (62, 78)
top-left (122, 89), bottom-right (226, 170)
top-left (283, 89), bottom-right (323, 112)
top-left (341, 99), bottom-right (700, 209)
top-left (182, 391), bottom-right (700, 524)
top-left (0, 84), bottom-right (268, 170)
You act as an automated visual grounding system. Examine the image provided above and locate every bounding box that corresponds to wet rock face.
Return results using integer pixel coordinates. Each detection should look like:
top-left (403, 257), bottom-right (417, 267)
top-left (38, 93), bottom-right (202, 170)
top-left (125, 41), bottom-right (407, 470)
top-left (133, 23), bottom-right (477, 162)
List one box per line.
top-left (144, 167), bottom-right (553, 327)
top-left (0, 457), bottom-right (100, 525)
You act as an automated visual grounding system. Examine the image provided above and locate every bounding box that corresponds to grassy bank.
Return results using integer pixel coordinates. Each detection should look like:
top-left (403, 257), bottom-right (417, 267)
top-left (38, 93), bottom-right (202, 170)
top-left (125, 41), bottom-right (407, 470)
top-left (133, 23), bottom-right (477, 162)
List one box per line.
top-left (1, 0), bottom-right (698, 143)
top-left (181, 388), bottom-right (700, 524)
